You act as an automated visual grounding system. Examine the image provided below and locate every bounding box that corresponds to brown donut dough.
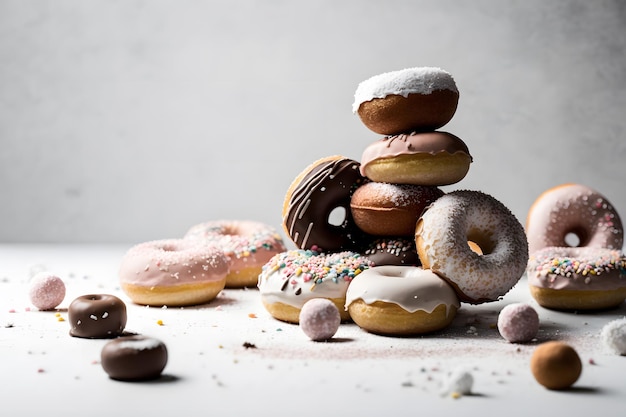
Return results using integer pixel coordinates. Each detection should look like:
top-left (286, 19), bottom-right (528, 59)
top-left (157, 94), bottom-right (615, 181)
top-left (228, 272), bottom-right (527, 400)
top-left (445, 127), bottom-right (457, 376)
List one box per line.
top-left (358, 90), bottom-right (459, 135)
top-left (350, 182), bottom-right (443, 236)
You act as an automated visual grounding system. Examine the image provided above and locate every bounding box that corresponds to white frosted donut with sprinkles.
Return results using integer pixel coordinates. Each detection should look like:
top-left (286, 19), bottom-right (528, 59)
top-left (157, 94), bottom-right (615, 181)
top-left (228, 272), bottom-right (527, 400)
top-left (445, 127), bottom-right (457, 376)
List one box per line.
top-left (527, 246), bottom-right (626, 310)
top-left (184, 220), bottom-right (286, 288)
top-left (119, 239), bottom-right (229, 307)
top-left (415, 190), bottom-right (529, 303)
top-left (526, 183), bottom-right (623, 254)
top-left (257, 249), bottom-right (374, 323)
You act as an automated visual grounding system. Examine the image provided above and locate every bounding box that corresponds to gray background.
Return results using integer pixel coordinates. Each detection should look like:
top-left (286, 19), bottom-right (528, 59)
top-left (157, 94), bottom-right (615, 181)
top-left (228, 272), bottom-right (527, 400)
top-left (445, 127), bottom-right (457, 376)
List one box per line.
top-left (1, 0), bottom-right (625, 245)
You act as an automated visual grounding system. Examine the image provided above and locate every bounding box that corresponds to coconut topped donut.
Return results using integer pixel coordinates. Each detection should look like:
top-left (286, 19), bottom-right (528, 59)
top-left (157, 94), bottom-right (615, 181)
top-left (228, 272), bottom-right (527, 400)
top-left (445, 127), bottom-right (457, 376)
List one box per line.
top-left (352, 67), bottom-right (459, 135)
top-left (352, 67), bottom-right (458, 112)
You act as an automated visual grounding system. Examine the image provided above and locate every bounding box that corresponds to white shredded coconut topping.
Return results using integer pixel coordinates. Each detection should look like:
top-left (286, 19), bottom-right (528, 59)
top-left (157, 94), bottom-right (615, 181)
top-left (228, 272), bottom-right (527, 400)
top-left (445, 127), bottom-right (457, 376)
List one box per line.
top-left (352, 67), bottom-right (458, 112)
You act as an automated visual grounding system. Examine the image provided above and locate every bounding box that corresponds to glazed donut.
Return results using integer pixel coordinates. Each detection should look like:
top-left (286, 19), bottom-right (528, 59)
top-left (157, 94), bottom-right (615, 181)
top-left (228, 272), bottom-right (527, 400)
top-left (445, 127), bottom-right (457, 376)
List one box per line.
top-left (353, 67), bottom-right (459, 135)
top-left (184, 220), bottom-right (286, 288)
top-left (68, 294), bottom-right (127, 339)
top-left (350, 181), bottom-right (443, 236)
top-left (119, 239), bottom-right (229, 307)
top-left (526, 183), bottom-right (623, 254)
top-left (415, 190), bottom-right (529, 303)
top-left (283, 155), bottom-right (368, 252)
top-left (360, 131), bottom-right (472, 186)
top-left (345, 266), bottom-right (460, 336)
top-left (361, 237), bottom-right (421, 267)
top-left (257, 249), bottom-right (374, 323)
top-left (101, 335), bottom-right (168, 381)
top-left (527, 246), bottom-right (626, 310)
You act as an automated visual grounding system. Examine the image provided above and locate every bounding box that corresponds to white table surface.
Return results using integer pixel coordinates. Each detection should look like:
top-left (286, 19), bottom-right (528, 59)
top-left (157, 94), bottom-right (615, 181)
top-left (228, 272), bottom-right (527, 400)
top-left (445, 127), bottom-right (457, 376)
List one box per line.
top-left (1, 244), bottom-right (625, 417)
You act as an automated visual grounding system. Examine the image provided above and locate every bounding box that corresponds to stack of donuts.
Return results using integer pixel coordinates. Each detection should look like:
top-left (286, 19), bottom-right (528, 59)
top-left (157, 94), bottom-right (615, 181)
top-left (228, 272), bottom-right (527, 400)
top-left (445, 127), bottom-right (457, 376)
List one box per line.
top-left (525, 183), bottom-right (626, 310)
top-left (259, 67), bottom-right (530, 336)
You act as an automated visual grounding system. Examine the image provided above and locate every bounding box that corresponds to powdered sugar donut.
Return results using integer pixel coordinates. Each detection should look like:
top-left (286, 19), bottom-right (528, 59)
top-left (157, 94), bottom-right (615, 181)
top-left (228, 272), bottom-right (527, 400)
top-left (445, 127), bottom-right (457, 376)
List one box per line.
top-left (184, 220), bottom-right (286, 288)
top-left (345, 266), bottom-right (459, 335)
top-left (119, 239), bottom-right (229, 306)
top-left (350, 181), bottom-right (443, 236)
top-left (353, 67), bottom-right (459, 135)
top-left (526, 183), bottom-right (623, 254)
top-left (527, 246), bottom-right (626, 310)
top-left (415, 190), bottom-right (529, 303)
top-left (257, 249), bottom-right (374, 323)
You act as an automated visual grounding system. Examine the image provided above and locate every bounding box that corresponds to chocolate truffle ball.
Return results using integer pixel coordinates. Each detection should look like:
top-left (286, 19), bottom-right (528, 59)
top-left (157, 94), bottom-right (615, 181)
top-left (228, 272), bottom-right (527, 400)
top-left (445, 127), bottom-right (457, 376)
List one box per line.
top-left (530, 341), bottom-right (582, 390)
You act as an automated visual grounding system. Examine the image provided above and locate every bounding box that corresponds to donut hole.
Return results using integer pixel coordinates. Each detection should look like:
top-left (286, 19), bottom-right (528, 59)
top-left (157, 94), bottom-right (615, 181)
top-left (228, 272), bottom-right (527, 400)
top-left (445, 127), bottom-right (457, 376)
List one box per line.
top-left (328, 206), bottom-right (347, 227)
top-left (467, 231), bottom-right (495, 255)
top-left (467, 241), bottom-right (483, 255)
top-left (563, 228), bottom-right (587, 247)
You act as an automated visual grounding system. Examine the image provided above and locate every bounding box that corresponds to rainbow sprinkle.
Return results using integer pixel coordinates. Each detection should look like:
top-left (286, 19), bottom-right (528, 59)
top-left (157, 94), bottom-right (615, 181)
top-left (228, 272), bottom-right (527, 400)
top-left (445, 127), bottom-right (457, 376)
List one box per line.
top-left (531, 248), bottom-right (626, 278)
top-left (262, 249), bottom-right (373, 292)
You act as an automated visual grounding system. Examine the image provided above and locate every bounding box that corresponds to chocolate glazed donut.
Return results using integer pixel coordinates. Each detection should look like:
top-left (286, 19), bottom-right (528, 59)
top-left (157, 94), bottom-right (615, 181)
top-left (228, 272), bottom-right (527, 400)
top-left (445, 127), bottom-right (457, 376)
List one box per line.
top-left (101, 335), bottom-right (168, 381)
top-left (283, 156), bottom-right (368, 252)
top-left (68, 294), bottom-right (127, 339)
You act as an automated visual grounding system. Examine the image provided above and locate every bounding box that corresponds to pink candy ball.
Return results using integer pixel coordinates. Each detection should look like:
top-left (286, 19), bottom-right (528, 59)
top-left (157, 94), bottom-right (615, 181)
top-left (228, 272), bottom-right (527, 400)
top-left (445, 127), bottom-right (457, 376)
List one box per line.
top-left (29, 272), bottom-right (66, 310)
top-left (299, 298), bottom-right (341, 341)
top-left (497, 303), bottom-right (539, 343)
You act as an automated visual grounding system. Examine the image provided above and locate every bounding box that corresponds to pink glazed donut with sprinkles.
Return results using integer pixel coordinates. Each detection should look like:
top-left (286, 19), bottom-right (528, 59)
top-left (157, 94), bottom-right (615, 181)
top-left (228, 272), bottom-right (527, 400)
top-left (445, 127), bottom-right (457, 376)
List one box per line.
top-left (184, 220), bottom-right (287, 288)
top-left (526, 183), bottom-right (623, 254)
top-left (527, 246), bottom-right (626, 310)
top-left (257, 249), bottom-right (374, 323)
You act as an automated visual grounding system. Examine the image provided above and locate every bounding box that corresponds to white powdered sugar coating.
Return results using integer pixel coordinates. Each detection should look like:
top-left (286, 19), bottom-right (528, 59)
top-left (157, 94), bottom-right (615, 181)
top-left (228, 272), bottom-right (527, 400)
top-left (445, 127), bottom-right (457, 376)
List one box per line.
top-left (600, 318), bottom-right (626, 355)
top-left (363, 182), bottom-right (432, 207)
top-left (416, 190), bottom-right (529, 303)
top-left (352, 67), bottom-right (458, 112)
top-left (115, 336), bottom-right (164, 351)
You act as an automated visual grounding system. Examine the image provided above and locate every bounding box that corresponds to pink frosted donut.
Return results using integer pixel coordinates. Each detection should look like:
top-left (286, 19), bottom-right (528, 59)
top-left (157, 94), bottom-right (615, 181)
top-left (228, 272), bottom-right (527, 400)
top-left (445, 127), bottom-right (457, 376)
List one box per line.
top-left (119, 239), bottom-right (229, 307)
top-left (415, 190), bottom-right (529, 303)
top-left (184, 220), bottom-right (286, 288)
top-left (526, 183), bottom-right (623, 254)
top-left (527, 246), bottom-right (626, 310)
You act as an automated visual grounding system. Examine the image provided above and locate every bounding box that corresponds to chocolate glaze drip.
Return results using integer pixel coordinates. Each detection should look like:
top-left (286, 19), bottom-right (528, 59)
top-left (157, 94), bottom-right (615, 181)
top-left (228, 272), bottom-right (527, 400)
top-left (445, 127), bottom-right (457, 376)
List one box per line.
top-left (284, 157), bottom-right (367, 252)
